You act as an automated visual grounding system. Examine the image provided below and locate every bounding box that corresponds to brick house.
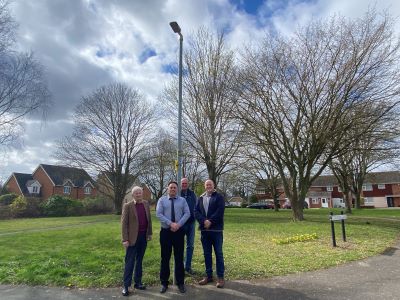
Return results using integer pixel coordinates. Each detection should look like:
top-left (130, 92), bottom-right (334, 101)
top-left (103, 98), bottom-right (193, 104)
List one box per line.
top-left (4, 164), bottom-right (96, 200)
top-left (256, 171), bottom-right (400, 208)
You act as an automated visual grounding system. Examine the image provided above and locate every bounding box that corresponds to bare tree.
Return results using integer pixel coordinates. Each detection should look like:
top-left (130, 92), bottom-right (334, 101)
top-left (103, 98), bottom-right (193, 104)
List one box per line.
top-left (330, 112), bottom-right (400, 212)
top-left (0, 0), bottom-right (16, 53)
top-left (55, 83), bottom-right (155, 213)
top-left (163, 28), bottom-right (242, 186)
top-left (138, 129), bottom-right (176, 201)
top-left (0, 1), bottom-right (50, 147)
top-left (181, 144), bottom-right (207, 190)
top-left (237, 11), bottom-right (400, 220)
top-left (241, 145), bottom-right (283, 211)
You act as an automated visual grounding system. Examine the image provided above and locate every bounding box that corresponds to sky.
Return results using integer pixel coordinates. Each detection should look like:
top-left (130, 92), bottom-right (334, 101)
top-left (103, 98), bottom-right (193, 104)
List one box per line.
top-left (1, 0), bottom-right (400, 183)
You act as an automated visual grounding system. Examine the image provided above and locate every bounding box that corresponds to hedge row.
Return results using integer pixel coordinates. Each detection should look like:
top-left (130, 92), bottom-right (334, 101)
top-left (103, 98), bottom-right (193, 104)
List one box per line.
top-left (0, 194), bottom-right (114, 219)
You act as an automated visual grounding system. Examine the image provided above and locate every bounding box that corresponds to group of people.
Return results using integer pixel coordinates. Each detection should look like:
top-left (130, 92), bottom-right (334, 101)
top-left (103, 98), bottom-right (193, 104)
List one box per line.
top-left (120, 178), bottom-right (225, 296)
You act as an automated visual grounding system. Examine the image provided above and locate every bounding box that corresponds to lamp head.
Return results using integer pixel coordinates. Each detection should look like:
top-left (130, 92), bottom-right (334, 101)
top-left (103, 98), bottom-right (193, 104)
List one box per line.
top-left (169, 21), bottom-right (181, 34)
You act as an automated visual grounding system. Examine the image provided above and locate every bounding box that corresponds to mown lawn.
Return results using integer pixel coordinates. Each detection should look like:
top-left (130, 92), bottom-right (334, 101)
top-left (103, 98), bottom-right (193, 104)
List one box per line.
top-left (0, 208), bottom-right (399, 287)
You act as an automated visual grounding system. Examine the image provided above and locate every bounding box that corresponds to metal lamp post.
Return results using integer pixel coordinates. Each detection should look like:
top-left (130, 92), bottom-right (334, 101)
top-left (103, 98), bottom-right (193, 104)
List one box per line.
top-left (169, 21), bottom-right (183, 194)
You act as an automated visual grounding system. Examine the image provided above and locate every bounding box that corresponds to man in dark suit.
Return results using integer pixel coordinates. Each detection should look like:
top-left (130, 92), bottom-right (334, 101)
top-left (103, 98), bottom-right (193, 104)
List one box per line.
top-left (121, 186), bottom-right (153, 296)
top-left (194, 179), bottom-right (225, 288)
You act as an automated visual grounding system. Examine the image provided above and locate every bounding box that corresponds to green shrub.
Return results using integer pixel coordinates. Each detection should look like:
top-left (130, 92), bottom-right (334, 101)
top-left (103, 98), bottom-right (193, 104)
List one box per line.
top-left (81, 197), bottom-right (113, 214)
top-left (0, 206), bottom-right (11, 219)
top-left (249, 194), bottom-right (258, 203)
top-left (25, 197), bottom-right (45, 218)
top-left (9, 196), bottom-right (28, 217)
top-left (0, 193), bottom-right (18, 206)
top-left (42, 195), bottom-right (84, 217)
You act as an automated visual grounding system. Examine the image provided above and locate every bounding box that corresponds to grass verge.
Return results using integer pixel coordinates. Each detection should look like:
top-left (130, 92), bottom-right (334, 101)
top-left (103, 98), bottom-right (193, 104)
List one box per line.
top-left (0, 208), bottom-right (399, 287)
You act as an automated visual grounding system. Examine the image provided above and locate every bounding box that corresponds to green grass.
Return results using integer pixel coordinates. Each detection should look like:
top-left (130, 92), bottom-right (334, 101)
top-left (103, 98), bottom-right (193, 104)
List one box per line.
top-left (0, 208), bottom-right (399, 287)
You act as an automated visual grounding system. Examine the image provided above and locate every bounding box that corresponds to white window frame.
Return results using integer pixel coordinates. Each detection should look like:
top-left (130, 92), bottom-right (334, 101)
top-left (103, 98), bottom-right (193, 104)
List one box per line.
top-left (364, 197), bottom-right (374, 204)
top-left (256, 189), bottom-right (265, 194)
top-left (64, 186), bottom-right (71, 194)
top-left (327, 186), bottom-right (333, 192)
top-left (338, 186), bottom-right (342, 192)
top-left (362, 184), bottom-right (373, 191)
top-left (312, 198), bottom-right (319, 204)
top-left (84, 186), bottom-right (91, 195)
top-left (378, 184), bottom-right (385, 190)
top-left (32, 186), bottom-right (39, 194)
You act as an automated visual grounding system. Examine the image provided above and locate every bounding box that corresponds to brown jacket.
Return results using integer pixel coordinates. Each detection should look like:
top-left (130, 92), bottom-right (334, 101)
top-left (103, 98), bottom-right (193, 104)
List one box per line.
top-left (121, 200), bottom-right (152, 246)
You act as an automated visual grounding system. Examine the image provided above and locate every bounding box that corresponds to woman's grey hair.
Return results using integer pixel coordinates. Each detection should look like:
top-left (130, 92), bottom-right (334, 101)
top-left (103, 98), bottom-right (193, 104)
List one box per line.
top-left (131, 186), bottom-right (143, 194)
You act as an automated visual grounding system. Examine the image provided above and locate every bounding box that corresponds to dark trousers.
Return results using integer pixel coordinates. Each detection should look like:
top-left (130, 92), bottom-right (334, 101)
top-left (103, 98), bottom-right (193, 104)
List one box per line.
top-left (123, 232), bottom-right (147, 288)
top-left (160, 228), bottom-right (185, 285)
top-left (201, 231), bottom-right (225, 279)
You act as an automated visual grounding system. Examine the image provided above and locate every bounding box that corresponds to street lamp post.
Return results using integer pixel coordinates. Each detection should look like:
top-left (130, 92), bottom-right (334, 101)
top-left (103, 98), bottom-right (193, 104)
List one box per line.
top-left (169, 21), bottom-right (183, 195)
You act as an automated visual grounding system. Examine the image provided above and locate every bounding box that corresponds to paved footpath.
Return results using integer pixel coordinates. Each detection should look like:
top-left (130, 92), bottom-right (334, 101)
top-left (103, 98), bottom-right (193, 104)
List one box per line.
top-left (1, 240), bottom-right (399, 300)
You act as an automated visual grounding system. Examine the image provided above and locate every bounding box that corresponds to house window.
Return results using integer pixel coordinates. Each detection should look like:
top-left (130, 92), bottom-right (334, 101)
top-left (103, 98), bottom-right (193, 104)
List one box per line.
top-left (64, 186), bottom-right (71, 194)
top-left (364, 197), bottom-right (374, 204)
top-left (84, 186), bottom-right (91, 194)
top-left (362, 184), bottom-right (373, 191)
top-left (327, 186), bottom-right (333, 192)
top-left (312, 198), bottom-right (319, 204)
top-left (32, 186), bottom-right (39, 194)
top-left (337, 186), bottom-right (342, 192)
top-left (378, 184), bottom-right (385, 189)
top-left (256, 189), bottom-right (265, 194)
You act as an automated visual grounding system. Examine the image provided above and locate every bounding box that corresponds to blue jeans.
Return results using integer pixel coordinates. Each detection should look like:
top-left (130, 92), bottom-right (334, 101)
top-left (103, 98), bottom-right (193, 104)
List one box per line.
top-left (123, 233), bottom-right (147, 288)
top-left (200, 231), bottom-right (224, 278)
top-left (184, 221), bottom-right (195, 271)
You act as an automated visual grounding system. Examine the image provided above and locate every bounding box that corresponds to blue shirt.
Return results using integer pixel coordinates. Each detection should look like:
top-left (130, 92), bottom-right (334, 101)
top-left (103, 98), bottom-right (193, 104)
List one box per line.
top-left (156, 195), bottom-right (190, 229)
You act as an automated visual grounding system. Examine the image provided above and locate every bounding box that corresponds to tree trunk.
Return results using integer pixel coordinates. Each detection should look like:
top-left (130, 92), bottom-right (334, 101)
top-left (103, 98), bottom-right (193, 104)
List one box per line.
top-left (355, 193), bottom-right (361, 209)
top-left (291, 194), bottom-right (304, 221)
top-left (344, 190), bottom-right (352, 214)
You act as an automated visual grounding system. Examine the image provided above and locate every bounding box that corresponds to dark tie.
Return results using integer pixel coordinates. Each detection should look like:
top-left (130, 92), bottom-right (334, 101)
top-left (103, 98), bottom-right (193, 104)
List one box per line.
top-left (170, 198), bottom-right (175, 222)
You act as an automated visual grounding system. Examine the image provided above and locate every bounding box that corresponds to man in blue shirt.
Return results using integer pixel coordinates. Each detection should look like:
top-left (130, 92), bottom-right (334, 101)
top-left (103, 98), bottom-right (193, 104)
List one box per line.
top-left (156, 181), bottom-right (190, 294)
top-left (181, 177), bottom-right (197, 275)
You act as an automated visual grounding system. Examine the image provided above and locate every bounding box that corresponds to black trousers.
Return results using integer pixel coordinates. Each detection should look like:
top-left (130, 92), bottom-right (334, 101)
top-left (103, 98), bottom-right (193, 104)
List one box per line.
top-left (159, 227), bottom-right (185, 285)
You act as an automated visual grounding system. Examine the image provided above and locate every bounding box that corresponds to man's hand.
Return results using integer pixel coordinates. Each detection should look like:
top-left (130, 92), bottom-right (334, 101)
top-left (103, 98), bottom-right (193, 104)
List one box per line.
top-left (204, 219), bottom-right (212, 229)
top-left (170, 222), bottom-right (180, 232)
top-left (147, 235), bottom-right (152, 241)
top-left (122, 241), bottom-right (129, 248)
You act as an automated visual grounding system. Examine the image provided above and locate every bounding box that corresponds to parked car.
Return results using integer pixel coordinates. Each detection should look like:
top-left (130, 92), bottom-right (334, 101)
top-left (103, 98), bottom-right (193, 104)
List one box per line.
top-left (247, 202), bottom-right (274, 209)
top-left (283, 201), bottom-right (308, 209)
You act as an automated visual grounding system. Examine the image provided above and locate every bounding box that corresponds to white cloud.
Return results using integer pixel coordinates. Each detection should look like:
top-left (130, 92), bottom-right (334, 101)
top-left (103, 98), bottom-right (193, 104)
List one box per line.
top-left (1, 0), bottom-right (399, 182)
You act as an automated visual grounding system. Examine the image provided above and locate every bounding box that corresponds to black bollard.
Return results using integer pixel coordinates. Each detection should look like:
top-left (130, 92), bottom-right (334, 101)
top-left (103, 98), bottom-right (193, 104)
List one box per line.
top-left (341, 210), bottom-right (346, 242)
top-left (330, 212), bottom-right (336, 247)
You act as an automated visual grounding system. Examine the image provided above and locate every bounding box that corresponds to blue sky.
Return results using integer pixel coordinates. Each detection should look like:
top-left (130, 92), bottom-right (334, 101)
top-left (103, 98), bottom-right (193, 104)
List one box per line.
top-left (1, 0), bottom-right (400, 182)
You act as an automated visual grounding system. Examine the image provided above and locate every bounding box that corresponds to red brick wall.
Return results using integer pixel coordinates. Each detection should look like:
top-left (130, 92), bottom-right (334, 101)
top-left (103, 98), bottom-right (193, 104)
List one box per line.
top-left (77, 186), bottom-right (97, 199)
top-left (362, 184), bottom-right (392, 197)
top-left (5, 176), bottom-right (23, 196)
top-left (391, 183), bottom-right (400, 195)
top-left (32, 167), bottom-right (54, 200)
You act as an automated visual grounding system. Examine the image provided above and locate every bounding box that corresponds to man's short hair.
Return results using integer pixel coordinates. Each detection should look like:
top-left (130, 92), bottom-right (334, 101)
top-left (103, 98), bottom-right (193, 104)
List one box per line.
top-left (168, 181), bottom-right (178, 187)
top-left (131, 186), bottom-right (143, 194)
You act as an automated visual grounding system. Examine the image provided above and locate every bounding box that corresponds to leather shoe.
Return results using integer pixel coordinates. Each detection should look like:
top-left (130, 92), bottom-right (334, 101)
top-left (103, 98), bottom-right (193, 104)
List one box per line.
top-left (134, 283), bottom-right (146, 290)
top-left (216, 278), bottom-right (225, 288)
top-left (122, 287), bottom-right (129, 296)
top-left (160, 285), bottom-right (168, 293)
top-left (178, 284), bottom-right (186, 293)
top-left (198, 277), bottom-right (213, 285)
